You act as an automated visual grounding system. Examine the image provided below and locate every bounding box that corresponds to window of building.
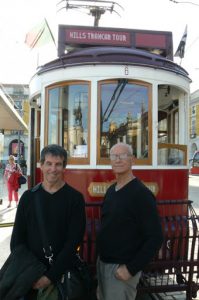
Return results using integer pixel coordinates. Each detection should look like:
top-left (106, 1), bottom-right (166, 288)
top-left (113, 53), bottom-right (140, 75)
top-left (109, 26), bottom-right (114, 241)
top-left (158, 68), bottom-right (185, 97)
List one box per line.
top-left (191, 119), bottom-right (196, 133)
top-left (13, 86), bottom-right (24, 95)
top-left (190, 117), bottom-right (196, 138)
top-left (97, 79), bottom-right (152, 164)
top-left (46, 82), bottom-right (89, 164)
top-left (14, 101), bottom-right (22, 110)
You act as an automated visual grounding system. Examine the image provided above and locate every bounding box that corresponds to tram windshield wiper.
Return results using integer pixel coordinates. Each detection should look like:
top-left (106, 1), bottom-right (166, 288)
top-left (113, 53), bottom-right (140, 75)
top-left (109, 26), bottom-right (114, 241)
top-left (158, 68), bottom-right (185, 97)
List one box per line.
top-left (102, 79), bottom-right (128, 122)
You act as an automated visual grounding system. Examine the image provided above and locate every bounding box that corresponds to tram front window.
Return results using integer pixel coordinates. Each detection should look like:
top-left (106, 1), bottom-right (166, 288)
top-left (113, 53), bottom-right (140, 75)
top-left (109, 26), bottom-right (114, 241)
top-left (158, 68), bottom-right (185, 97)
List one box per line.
top-left (98, 80), bottom-right (152, 165)
top-left (47, 83), bottom-right (89, 163)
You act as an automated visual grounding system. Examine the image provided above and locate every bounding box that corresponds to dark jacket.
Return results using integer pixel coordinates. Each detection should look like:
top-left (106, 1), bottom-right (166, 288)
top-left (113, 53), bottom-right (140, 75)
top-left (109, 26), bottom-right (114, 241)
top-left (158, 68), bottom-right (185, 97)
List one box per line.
top-left (0, 244), bottom-right (46, 300)
top-left (10, 183), bottom-right (86, 283)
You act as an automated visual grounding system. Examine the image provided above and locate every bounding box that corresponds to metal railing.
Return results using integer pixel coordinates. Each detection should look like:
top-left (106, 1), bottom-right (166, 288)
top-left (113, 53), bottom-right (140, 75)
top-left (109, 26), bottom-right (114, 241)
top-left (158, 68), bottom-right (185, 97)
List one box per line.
top-left (81, 201), bottom-right (199, 299)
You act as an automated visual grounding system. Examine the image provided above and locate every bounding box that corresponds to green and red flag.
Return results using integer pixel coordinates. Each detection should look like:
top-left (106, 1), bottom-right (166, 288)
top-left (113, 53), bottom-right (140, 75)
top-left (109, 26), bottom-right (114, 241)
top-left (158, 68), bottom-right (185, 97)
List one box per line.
top-left (25, 19), bottom-right (56, 49)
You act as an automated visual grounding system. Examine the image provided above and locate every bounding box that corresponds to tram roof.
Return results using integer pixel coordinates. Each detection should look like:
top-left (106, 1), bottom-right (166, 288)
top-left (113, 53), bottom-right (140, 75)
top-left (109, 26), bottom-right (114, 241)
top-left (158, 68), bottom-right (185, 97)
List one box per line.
top-left (37, 46), bottom-right (190, 79)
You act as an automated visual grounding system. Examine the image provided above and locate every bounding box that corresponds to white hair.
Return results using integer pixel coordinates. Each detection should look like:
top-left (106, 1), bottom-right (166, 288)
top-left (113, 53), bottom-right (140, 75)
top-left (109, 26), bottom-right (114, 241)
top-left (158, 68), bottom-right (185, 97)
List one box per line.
top-left (110, 143), bottom-right (133, 155)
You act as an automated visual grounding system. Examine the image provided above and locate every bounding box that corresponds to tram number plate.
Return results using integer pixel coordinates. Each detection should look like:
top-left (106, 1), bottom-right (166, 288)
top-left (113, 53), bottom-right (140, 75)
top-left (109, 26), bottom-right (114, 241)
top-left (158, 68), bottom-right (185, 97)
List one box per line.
top-left (88, 181), bottom-right (159, 197)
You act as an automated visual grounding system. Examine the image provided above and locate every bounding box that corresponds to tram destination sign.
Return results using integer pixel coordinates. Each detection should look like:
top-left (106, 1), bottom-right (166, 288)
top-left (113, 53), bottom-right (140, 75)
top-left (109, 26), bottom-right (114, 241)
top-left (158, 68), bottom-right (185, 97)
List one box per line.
top-left (58, 25), bottom-right (173, 59)
top-left (64, 28), bottom-right (130, 45)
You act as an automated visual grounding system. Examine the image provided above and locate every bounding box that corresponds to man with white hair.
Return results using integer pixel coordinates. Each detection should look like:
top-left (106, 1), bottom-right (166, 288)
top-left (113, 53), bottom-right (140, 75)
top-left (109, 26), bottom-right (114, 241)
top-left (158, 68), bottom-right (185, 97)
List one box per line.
top-left (97, 142), bottom-right (163, 300)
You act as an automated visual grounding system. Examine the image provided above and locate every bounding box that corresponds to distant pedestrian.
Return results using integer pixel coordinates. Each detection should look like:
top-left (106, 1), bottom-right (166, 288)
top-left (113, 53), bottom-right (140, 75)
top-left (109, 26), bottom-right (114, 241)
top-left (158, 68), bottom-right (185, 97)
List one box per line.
top-left (0, 161), bottom-right (3, 204)
top-left (19, 155), bottom-right (27, 175)
top-left (4, 155), bottom-right (22, 208)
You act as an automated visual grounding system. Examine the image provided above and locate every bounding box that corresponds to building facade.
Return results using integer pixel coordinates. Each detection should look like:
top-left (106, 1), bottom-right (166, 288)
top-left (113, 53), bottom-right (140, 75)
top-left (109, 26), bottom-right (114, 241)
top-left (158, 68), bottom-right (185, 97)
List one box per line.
top-left (0, 84), bottom-right (29, 169)
top-left (189, 89), bottom-right (199, 159)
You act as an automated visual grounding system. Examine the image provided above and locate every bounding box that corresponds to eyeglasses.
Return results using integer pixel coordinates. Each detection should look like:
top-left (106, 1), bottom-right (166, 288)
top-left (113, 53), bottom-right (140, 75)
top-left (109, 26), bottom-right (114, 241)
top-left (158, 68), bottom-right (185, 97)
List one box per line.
top-left (110, 153), bottom-right (131, 161)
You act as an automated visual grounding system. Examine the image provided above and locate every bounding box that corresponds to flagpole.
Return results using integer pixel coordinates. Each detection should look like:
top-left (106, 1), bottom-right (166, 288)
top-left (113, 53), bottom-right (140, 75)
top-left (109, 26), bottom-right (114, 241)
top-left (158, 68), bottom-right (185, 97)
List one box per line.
top-left (44, 18), bottom-right (57, 48)
top-left (37, 53), bottom-right (40, 68)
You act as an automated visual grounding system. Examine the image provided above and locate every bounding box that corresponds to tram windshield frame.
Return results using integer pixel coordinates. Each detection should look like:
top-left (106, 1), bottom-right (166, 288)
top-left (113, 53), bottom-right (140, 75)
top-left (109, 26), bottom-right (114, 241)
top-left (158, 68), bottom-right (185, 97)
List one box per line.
top-left (97, 79), bottom-right (152, 165)
top-left (43, 80), bottom-right (187, 167)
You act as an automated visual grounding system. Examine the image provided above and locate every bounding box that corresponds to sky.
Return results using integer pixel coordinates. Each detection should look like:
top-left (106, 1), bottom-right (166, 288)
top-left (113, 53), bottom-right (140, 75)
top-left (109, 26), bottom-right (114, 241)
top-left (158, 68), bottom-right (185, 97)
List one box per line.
top-left (0, 0), bottom-right (199, 92)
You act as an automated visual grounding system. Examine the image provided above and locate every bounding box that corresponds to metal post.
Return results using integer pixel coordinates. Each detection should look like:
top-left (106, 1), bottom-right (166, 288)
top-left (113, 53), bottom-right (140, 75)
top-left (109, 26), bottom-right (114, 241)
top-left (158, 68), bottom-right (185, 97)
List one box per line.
top-left (18, 130), bottom-right (21, 165)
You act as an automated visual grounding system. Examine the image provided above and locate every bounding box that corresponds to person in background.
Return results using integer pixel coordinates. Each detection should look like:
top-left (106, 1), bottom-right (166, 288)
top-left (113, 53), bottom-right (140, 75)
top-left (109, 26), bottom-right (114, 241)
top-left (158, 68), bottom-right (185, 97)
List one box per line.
top-left (10, 144), bottom-right (86, 300)
top-left (0, 161), bottom-right (3, 205)
top-left (19, 155), bottom-right (27, 175)
top-left (97, 142), bottom-right (163, 300)
top-left (4, 155), bottom-right (22, 208)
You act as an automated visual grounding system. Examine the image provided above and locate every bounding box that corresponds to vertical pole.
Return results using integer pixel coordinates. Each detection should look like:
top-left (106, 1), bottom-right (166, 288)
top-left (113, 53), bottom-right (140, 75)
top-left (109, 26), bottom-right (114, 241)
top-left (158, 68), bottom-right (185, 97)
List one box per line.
top-left (18, 130), bottom-right (21, 165)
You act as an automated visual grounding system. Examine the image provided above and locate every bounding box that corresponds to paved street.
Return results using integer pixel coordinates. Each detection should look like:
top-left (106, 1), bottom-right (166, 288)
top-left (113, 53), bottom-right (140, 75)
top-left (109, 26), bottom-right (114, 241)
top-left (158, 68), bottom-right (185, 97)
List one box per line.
top-left (0, 174), bottom-right (199, 299)
top-left (189, 175), bottom-right (199, 212)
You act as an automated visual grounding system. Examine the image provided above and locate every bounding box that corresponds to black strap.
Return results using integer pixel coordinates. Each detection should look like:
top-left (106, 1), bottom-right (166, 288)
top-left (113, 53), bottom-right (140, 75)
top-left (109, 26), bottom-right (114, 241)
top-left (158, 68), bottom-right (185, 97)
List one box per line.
top-left (32, 185), bottom-right (65, 300)
top-left (32, 186), bottom-right (54, 264)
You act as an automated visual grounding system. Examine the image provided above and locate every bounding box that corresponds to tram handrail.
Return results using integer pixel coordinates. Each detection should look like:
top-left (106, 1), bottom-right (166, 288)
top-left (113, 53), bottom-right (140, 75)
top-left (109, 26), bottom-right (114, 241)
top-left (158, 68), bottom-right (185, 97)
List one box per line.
top-left (0, 222), bottom-right (14, 228)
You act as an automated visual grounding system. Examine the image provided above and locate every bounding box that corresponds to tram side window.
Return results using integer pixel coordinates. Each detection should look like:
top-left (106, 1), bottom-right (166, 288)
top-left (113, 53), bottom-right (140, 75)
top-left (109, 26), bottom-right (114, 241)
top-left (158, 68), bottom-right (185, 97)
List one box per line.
top-left (98, 80), bottom-right (152, 165)
top-left (47, 83), bottom-right (89, 163)
top-left (158, 87), bottom-right (186, 165)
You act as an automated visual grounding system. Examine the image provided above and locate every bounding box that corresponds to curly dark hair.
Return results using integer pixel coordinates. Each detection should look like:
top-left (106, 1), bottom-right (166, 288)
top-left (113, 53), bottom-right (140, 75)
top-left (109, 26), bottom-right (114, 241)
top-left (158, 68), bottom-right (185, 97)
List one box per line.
top-left (40, 144), bottom-right (67, 167)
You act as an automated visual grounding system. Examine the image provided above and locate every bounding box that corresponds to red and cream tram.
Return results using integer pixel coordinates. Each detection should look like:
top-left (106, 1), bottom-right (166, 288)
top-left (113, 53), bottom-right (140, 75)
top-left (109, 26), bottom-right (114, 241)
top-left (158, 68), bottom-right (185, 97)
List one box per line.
top-left (28, 25), bottom-right (191, 203)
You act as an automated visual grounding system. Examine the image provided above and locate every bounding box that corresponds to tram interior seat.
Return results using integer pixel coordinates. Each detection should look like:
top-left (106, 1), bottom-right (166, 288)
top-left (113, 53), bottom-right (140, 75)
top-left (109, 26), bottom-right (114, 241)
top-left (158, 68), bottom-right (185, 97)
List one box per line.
top-left (168, 157), bottom-right (182, 165)
top-left (158, 148), bottom-right (184, 165)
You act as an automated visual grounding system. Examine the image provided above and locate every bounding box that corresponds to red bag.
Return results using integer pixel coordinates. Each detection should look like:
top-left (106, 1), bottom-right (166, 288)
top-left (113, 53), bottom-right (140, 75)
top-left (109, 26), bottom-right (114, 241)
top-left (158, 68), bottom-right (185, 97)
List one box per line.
top-left (8, 173), bottom-right (16, 185)
top-left (8, 172), bottom-right (20, 191)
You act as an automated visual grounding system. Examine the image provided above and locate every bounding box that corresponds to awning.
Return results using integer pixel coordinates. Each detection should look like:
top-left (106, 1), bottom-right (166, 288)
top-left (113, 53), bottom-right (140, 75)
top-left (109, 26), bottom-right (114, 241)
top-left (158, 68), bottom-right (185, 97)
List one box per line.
top-left (0, 89), bottom-right (28, 131)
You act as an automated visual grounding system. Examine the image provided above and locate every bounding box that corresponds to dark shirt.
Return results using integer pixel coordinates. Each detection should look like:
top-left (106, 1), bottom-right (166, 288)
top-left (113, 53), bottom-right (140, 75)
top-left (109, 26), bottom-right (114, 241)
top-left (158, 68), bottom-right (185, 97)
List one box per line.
top-left (10, 183), bottom-right (86, 282)
top-left (97, 178), bottom-right (163, 276)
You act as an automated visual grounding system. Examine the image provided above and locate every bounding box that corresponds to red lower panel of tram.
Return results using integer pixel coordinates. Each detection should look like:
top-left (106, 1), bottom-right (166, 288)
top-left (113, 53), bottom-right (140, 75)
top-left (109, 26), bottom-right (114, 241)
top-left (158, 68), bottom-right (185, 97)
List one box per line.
top-left (35, 167), bottom-right (188, 203)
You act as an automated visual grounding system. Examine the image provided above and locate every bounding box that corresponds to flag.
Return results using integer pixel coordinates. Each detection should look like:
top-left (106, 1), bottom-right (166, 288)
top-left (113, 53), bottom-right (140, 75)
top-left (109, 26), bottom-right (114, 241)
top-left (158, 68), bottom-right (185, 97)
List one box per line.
top-left (174, 25), bottom-right (187, 59)
top-left (25, 19), bottom-right (56, 49)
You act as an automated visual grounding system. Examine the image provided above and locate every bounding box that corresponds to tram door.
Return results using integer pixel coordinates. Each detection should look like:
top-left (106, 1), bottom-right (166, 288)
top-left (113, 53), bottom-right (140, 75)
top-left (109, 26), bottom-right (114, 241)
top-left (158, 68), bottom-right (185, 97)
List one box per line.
top-left (30, 107), bottom-right (41, 187)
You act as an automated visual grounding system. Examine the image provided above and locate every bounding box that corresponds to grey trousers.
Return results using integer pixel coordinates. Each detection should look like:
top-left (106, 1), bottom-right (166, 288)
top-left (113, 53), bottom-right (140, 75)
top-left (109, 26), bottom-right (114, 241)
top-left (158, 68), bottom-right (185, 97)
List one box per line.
top-left (97, 258), bottom-right (141, 300)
